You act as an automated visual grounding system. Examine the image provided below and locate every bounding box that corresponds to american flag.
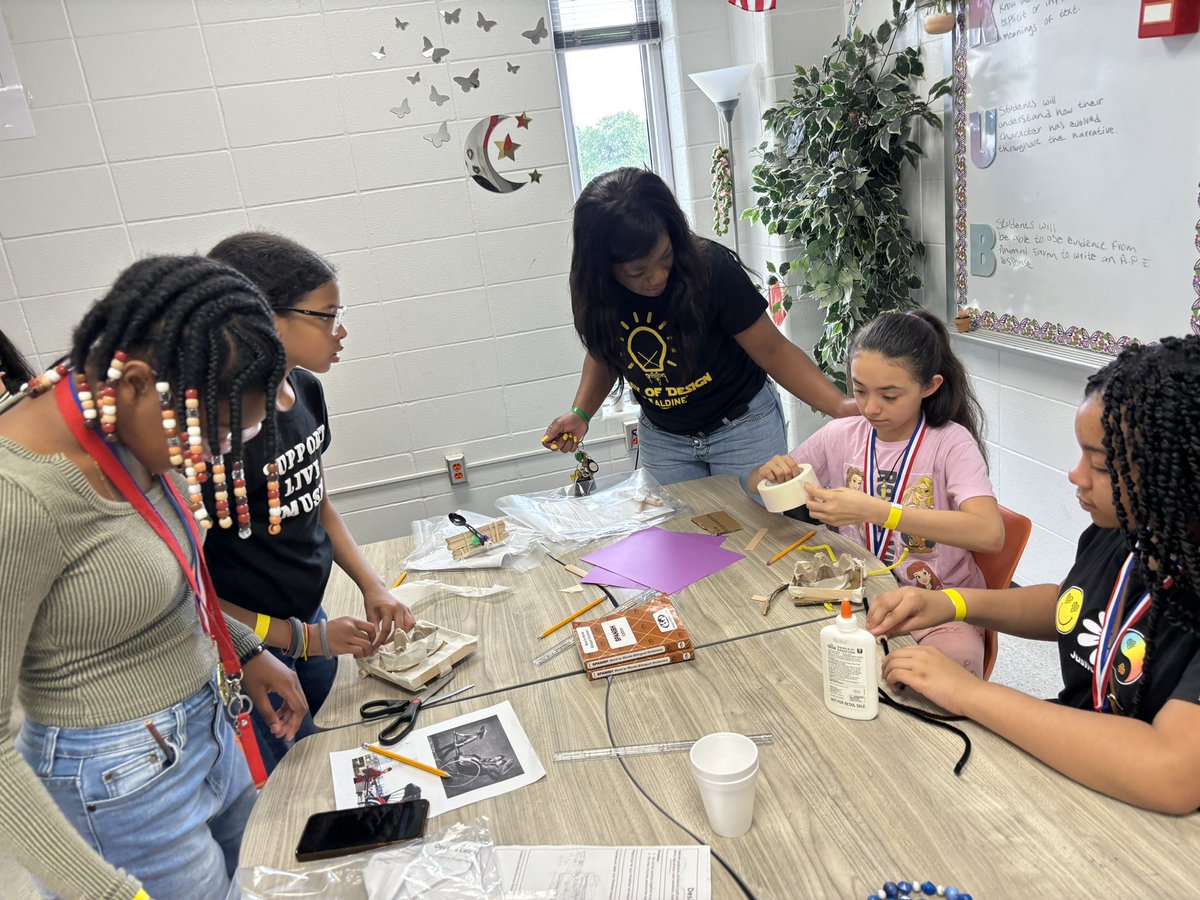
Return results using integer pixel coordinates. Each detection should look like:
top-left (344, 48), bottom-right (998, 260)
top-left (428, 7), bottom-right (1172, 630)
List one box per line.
top-left (729, 0), bottom-right (777, 9)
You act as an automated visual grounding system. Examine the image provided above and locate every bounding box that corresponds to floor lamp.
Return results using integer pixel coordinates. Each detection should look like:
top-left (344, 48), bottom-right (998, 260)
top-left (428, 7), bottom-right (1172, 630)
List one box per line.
top-left (688, 64), bottom-right (756, 255)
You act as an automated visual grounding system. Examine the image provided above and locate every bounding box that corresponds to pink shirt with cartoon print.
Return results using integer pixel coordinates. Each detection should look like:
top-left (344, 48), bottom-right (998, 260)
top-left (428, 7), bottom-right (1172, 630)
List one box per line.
top-left (788, 417), bottom-right (994, 590)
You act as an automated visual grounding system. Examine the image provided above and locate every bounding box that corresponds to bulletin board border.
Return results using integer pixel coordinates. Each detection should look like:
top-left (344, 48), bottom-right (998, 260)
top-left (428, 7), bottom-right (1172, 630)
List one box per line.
top-left (948, 10), bottom-right (1200, 357)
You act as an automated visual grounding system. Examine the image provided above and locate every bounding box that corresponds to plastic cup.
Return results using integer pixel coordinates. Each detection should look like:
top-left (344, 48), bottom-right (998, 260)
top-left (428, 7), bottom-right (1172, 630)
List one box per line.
top-left (690, 733), bottom-right (760, 837)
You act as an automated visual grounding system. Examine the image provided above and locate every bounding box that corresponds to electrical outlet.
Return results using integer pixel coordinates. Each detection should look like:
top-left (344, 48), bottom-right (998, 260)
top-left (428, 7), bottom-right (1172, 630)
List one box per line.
top-left (445, 452), bottom-right (468, 486)
top-left (624, 421), bottom-right (639, 453)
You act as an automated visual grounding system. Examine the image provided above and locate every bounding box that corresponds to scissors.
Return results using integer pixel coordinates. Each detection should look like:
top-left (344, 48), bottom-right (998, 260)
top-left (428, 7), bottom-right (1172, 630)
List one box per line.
top-left (448, 512), bottom-right (490, 546)
top-left (359, 671), bottom-right (457, 746)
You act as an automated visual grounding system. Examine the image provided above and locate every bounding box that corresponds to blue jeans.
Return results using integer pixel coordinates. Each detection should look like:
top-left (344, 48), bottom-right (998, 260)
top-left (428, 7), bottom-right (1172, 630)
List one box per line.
top-left (637, 381), bottom-right (788, 487)
top-left (16, 678), bottom-right (256, 900)
top-left (251, 606), bottom-right (338, 774)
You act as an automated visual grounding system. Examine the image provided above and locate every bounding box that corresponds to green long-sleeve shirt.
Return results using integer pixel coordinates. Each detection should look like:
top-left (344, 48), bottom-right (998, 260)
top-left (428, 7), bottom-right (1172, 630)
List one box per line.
top-left (0, 437), bottom-right (258, 899)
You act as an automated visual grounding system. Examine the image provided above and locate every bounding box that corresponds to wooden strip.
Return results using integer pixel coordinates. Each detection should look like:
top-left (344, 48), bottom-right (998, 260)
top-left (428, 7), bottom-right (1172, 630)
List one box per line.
top-left (744, 527), bottom-right (769, 553)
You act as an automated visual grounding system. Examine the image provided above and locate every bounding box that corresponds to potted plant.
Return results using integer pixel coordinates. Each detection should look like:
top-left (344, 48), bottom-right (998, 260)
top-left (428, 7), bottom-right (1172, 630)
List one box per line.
top-left (747, 0), bottom-right (952, 388)
top-left (923, 1), bottom-right (955, 35)
top-left (955, 305), bottom-right (974, 333)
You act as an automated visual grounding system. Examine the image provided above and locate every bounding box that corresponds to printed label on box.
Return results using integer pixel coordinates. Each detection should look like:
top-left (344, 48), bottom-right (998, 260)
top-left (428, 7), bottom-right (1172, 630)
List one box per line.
top-left (653, 608), bottom-right (677, 632)
top-left (602, 617), bottom-right (636, 649)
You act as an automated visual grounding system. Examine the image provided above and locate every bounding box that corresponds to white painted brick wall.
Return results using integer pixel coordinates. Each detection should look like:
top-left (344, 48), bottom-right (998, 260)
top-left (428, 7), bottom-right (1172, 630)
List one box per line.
top-left (0, 0), bottom-right (633, 547)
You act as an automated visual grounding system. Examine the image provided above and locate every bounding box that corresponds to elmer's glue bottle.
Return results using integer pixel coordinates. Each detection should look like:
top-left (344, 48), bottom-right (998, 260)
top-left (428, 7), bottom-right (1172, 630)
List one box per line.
top-left (820, 598), bottom-right (878, 720)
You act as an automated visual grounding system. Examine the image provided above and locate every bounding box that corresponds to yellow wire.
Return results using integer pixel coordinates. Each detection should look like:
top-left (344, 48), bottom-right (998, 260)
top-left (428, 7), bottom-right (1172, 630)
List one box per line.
top-left (796, 544), bottom-right (837, 562)
top-left (867, 547), bottom-right (910, 577)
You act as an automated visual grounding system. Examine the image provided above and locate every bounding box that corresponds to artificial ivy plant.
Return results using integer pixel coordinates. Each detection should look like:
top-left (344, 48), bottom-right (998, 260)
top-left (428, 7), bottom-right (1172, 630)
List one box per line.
top-left (746, 0), bottom-right (951, 387)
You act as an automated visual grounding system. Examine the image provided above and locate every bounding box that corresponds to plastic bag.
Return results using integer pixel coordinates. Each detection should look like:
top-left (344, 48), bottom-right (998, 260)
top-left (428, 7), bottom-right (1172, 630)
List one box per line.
top-left (402, 511), bottom-right (548, 572)
top-left (495, 469), bottom-right (687, 544)
top-left (231, 818), bottom-right (504, 900)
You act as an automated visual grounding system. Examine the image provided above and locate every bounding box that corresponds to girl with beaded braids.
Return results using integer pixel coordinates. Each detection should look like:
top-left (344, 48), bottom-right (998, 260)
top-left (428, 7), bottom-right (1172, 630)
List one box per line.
top-left (0, 256), bottom-right (308, 899)
top-left (206, 231), bottom-right (415, 773)
top-left (867, 336), bottom-right (1200, 814)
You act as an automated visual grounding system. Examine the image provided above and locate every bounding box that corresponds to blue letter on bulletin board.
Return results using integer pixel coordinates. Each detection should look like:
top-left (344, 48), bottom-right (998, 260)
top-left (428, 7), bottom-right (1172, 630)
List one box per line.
top-left (969, 224), bottom-right (997, 277)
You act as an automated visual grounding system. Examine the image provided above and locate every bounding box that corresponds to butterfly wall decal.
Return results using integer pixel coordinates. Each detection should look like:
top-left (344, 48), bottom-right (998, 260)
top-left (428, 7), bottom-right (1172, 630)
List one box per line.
top-left (429, 85), bottom-right (449, 106)
top-left (371, 46), bottom-right (386, 59)
top-left (453, 68), bottom-right (480, 92)
top-left (477, 11), bottom-right (496, 31)
top-left (424, 121), bottom-right (451, 148)
top-left (394, 17), bottom-right (408, 29)
top-left (389, 98), bottom-right (411, 119)
top-left (506, 62), bottom-right (520, 73)
top-left (443, 7), bottom-right (461, 24)
top-left (421, 36), bottom-right (449, 63)
top-left (406, 71), bottom-right (421, 84)
top-left (522, 16), bottom-right (548, 44)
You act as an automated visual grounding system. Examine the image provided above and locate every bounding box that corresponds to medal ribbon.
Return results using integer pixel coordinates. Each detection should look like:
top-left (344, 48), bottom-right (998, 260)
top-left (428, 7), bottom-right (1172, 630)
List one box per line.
top-left (1091, 552), bottom-right (1152, 712)
top-left (861, 414), bottom-right (927, 563)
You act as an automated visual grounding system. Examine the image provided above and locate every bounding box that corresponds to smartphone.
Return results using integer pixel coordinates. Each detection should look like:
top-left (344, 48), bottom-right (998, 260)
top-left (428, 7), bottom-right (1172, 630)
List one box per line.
top-left (294, 800), bottom-right (430, 862)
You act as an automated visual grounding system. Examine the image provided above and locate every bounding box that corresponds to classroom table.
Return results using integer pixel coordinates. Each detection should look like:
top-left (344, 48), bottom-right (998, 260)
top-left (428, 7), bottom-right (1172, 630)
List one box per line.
top-left (241, 627), bottom-right (1200, 896)
top-left (241, 474), bottom-right (1200, 896)
top-left (312, 475), bottom-right (895, 728)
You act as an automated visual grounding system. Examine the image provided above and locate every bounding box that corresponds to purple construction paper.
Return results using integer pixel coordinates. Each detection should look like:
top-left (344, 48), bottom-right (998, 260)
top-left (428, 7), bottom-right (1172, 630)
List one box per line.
top-left (580, 565), bottom-right (649, 590)
top-left (580, 527), bottom-right (745, 594)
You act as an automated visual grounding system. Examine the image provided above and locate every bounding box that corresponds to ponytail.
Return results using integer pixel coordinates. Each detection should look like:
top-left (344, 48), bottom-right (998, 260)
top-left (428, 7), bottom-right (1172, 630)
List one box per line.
top-left (850, 310), bottom-right (987, 464)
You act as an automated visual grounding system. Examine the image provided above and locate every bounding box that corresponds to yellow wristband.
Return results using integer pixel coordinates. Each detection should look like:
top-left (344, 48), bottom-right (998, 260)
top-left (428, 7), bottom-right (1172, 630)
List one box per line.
top-left (253, 613), bottom-right (271, 642)
top-left (133, 891), bottom-right (151, 900)
top-left (883, 502), bottom-right (903, 531)
top-left (943, 588), bottom-right (968, 622)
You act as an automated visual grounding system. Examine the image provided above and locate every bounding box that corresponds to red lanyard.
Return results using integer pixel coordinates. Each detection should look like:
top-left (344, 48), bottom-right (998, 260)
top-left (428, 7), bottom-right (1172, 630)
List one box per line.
top-left (54, 375), bottom-right (266, 784)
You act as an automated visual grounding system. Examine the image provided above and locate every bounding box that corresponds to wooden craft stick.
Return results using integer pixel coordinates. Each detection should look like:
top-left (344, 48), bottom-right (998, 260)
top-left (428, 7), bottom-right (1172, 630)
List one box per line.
top-left (766, 530), bottom-right (817, 567)
top-left (541, 596), bottom-right (606, 638)
top-left (745, 527), bottom-right (768, 553)
top-left (564, 563), bottom-right (588, 578)
top-left (363, 743), bottom-right (448, 778)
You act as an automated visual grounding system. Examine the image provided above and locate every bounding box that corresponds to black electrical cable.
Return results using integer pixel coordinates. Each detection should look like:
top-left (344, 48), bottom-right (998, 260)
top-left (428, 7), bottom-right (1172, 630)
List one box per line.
top-left (603, 678), bottom-right (759, 900)
top-left (877, 691), bottom-right (972, 775)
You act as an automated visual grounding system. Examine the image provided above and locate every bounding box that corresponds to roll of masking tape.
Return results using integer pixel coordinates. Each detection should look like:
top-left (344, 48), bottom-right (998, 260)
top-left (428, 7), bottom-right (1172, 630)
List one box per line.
top-left (758, 464), bottom-right (821, 513)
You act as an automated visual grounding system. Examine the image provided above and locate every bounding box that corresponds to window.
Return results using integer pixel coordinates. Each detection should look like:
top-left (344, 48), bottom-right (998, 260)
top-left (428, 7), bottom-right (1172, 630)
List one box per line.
top-left (551, 0), bottom-right (674, 195)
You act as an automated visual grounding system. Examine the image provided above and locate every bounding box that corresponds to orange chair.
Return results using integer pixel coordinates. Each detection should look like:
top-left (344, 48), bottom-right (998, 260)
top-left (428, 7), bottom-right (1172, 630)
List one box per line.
top-left (971, 504), bottom-right (1033, 680)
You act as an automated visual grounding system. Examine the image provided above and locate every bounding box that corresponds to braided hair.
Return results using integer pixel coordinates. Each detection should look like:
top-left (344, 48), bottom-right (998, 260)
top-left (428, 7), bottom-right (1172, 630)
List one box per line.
top-left (69, 255), bottom-right (286, 480)
top-left (0, 328), bottom-right (35, 394)
top-left (1084, 335), bottom-right (1200, 717)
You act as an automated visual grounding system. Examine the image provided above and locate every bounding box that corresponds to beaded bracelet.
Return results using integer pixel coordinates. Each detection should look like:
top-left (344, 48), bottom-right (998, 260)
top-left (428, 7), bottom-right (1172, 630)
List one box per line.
top-left (238, 643), bottom-right (266, 667)
top-left (872, 880), bottom-right (973, 900)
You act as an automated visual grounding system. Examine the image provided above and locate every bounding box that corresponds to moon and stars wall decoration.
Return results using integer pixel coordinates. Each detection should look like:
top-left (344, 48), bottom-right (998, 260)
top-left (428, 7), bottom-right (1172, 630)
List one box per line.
top-left (464, 113), bottom-right (542, 193)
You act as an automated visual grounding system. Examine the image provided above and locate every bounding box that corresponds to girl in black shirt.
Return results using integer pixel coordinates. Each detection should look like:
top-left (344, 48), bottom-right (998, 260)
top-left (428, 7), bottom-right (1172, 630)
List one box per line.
top-left (866, 336), bottom-right (1200, 813)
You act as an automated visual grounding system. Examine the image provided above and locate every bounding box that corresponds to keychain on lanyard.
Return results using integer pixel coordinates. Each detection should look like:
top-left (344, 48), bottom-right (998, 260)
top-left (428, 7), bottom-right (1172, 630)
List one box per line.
top-left (54, 374), bottom-right (268, 784)
top-left (862, 414), bottom-right (927, 564)
top-left (1092, 552), bottom-right (1154, 713)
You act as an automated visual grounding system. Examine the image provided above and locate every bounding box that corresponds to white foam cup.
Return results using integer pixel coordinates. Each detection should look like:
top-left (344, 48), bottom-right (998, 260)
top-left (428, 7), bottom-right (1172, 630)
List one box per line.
top-left (690, 733), bottom-right (760, 837)
top-left (758, 463), bottom-right (821, 513)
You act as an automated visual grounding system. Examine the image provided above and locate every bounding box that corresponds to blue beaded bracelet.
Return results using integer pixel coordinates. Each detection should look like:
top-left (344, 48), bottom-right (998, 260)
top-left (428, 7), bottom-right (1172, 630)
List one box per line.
top-left (871, 880), bottom-right (972, 900)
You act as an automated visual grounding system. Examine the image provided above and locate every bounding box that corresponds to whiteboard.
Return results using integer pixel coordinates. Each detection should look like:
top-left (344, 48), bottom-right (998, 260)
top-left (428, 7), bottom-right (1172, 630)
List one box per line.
top-left (951, 0), bottom-right (1200, 352)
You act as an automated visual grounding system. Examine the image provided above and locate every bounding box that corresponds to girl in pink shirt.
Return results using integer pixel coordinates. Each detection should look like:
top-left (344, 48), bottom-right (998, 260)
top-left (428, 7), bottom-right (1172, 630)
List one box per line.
top-left (748, 311), bottom-right (1004, 674)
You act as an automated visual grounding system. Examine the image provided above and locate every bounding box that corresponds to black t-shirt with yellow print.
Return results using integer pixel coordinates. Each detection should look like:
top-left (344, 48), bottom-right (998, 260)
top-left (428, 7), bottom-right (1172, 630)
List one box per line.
top-left (1056, 525), bottom-right (1200, 722)
top-left (617, 239), bottom-right (767, 435)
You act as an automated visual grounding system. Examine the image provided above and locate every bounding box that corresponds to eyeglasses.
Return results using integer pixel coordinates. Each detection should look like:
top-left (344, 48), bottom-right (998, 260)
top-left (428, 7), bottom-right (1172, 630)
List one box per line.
top-left (272, 305), bottom-right (347, 335)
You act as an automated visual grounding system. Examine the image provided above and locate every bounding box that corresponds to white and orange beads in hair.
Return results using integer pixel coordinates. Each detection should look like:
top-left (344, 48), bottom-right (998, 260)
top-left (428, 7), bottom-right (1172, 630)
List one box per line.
top-left (266, 462), bottom-right (282, 536)
top-left (183, 389), bottom-right (207, 483)
top-left (211, 458), bottom-right (233, 529)
top-left (157, 382), bottom-right (184, 468)
top-left (100, 351), bottom-right (126, 443)
top-left (24, 363), bottom-right (69, 399)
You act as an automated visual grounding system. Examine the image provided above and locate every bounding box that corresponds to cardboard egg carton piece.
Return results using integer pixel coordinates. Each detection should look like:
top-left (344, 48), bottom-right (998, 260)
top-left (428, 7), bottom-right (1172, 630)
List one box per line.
top-left (356, 620), bottom-right (478, 691)
top-left (788, 553), bottom-right (866, 606)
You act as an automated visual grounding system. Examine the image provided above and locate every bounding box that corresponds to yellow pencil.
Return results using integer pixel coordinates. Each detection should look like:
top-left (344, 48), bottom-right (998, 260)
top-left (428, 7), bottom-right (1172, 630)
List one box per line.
top-left (362, 743), bottom-right (448, 778)
top-left (540, 595), bottom-right (607, 638)
top-left (391, 571), bottom-right (408, 589)
top-left (765, 530), bottom-right (817, 567)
